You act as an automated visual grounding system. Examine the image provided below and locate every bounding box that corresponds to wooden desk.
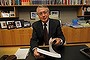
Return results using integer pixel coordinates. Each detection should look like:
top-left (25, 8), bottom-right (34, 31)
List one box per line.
top-left (0, 26), bottom-right (90, 46)
top-left (62, 26), bottom-right (90, 43)
top-left (0, 27), bottom-right (32, 46)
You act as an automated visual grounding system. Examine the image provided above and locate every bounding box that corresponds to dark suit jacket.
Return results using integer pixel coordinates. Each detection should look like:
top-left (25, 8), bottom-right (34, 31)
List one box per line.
top-left (30, 18), bottom-right (65, 50)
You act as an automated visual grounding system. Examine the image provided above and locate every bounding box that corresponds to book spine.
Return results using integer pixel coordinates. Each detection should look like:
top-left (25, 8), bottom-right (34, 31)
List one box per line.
top-left (15, 0), bottom-right (20, 5)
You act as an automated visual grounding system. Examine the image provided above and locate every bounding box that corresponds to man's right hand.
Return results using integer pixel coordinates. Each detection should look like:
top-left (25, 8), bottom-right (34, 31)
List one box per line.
top-left (34, 48), bottom-right (45, 59)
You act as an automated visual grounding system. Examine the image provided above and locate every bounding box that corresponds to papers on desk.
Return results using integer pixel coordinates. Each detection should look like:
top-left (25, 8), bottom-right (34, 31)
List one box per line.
top-left (70, 25), bottom-right (83, 28)
top-left (70, 23), bottom-right (90, 28)
top-left (15, 48), bottom-right (29, 59)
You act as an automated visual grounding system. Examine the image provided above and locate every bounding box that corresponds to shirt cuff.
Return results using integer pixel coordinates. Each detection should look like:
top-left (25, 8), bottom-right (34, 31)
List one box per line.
top-left (60, 39), bottom-right (63, 45)
top-left (32, 47), bottom-right (37, 51)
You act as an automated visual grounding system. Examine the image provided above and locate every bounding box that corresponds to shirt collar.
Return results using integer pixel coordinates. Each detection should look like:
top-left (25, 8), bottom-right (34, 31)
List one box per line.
top-left (42, 19), bottom-right (49, 26)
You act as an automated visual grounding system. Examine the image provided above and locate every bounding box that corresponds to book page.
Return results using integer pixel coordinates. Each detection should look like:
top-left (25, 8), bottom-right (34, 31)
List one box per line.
top-left (49, 38), bottom-right (58, 54)
top-left (37, 38), bottom-right (61, 58)
top-left (37, 48), bottom-right (61, 58)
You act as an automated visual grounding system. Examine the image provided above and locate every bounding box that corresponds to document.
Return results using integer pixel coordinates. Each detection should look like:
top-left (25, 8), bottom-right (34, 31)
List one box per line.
top-left (37, 38), bottom-right (61, 58)
top-left (70, 25), bottom-right (83, 28)
top-left (15, 48), bottom-right (29, 59)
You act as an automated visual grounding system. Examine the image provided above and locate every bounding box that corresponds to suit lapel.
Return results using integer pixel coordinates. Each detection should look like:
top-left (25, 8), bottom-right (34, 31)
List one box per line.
top-left (39, 21), bottom-right (43, 36)
top-left (49, 19), bottom-right (53, 38)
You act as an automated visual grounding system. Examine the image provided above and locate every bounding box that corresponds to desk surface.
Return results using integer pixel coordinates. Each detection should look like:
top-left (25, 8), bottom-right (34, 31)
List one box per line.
top-left (26, 45), bottom-right (90, 60)
top-left (59, 45), bottom-right (89, 60)
top-left (0, 44), bottom-right (90, 60)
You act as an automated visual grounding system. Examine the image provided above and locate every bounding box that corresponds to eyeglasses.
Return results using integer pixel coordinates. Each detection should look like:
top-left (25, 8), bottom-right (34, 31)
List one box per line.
top-left (37, 10), bottom-right (49, 16)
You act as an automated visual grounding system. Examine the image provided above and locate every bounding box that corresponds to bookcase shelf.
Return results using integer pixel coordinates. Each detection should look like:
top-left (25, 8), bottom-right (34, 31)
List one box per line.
top-left (0, 0), bottom-right (90, 21)
top-left (0, 5), bottom-right (87, 19)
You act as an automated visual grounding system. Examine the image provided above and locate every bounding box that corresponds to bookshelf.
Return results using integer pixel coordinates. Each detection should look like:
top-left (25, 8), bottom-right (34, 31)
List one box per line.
top-left (0, 6), bottom-right (18, 20)
top-left (0, 0), bottom-right (90, 22)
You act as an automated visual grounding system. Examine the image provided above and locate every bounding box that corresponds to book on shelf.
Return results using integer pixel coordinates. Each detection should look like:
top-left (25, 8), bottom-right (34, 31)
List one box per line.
top-left (15, 0), bottom-right (21, 5)
top-left (0, 0), bottom-right (89, 6)
top-left (0, 0), bottom-right (15, 6)
top-left (21, 0), bottom-right (30, 5)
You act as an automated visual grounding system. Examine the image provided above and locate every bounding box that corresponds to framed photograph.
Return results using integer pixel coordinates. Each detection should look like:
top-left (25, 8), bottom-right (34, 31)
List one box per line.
top-left (7, 21), bottom-right (15, 29)
top-left (15, 21), bottom-right (22, 28)
top-left (51, 11), bottom-right (59, 15)
top-left (0, 21), bottom-right (7, 29)
top-left (50, 11), bottom-right (60, 19)
top-left (1, 13), bottom-right (9, 17)
top-left (30, 12), bottom-right (37, 20)
top-left (24, 21), bottom-right (31, 28)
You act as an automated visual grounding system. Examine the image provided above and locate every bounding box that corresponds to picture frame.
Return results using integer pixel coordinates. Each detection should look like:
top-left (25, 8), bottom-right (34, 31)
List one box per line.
top-left (15, 21), bottom-right (22, 28)
top-left (24, 21), bottom-right (31, 28)
top-left (1, 13), bottom-right (9, 17)
top-left (50, 11), bottom-right (59, 16)
top-left (0, 21), bottom-right (7, 29)
top-left (50, 11), bottom-right (60, 19)
top-left (30, 12), bottom-right (37, 20)
top-left (7, 21), bottom-right (15, 29)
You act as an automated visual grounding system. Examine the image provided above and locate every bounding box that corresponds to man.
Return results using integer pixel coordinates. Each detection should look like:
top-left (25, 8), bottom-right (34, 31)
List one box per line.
top-left (30, 5), bottom-right (65, 60)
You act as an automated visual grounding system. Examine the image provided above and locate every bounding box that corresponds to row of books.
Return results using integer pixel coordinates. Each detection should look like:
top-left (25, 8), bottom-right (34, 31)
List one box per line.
top-left (0, 0), bottom-right (90, 6)
top-left (0, 0), bottom-right (30, 6)
top-left (31, 0), bottom-right (89, 5)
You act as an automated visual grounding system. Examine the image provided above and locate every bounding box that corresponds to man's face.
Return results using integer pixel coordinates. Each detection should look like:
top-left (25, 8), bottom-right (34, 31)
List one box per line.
top-left (37, 7), bottom-right (49, 23)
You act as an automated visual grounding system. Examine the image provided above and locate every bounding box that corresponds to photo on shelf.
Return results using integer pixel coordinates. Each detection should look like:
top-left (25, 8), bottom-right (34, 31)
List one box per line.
top-left (51, 11), bottom-right (59, 15)
top-left (0, 21), bottom-right (7, 29)
top-left (1, 13), bottom-right (9, 17)
top-left (50, 11), bottom-right (60, 19)
top-left (7, 21), bottom-right (15, 29)
top-left (24, 21), bottom-right (31, 28)
top-left (30, 12), bottom-right (37, 20)
top-left (15, 21), bottom-right (22, 28)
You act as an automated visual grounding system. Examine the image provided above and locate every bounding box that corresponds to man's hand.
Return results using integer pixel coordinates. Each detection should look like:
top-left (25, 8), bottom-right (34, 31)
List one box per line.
top-left (34, 48), bottom-right (40, 58)
top-left (51, 38), bottom-right (62, 46)
top-left (33, 48), bottom-right (45, 59)
top-left (55, 38), bottom-right (62, 45)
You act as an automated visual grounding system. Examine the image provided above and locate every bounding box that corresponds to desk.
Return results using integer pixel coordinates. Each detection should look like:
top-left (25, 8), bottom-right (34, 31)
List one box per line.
top-left (62, 26), bottom-right (90, 43)
top-left (26, 45), bottom-right (90, 60)
top-left (0, 44), bottom-right (90, 60)
top-left (0, 26), bottom-right (90, 46)
top-left (0, 27), bottom-right (32, 46)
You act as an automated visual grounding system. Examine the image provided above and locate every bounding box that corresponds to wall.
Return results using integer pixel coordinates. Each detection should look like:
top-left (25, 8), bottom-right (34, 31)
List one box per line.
top-left (18, 6), bottom-right (77, 24)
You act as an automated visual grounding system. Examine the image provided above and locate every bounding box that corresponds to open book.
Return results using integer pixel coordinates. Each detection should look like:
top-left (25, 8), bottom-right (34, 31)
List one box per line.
top-left (37, 38), bottom-right (61, 58)
top-left (37, 48), bottom-right (61, 58)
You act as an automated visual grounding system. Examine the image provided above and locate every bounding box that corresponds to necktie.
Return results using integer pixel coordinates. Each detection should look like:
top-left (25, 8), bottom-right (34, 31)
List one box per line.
top-left (43, 23), bottom-right (49, 45)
